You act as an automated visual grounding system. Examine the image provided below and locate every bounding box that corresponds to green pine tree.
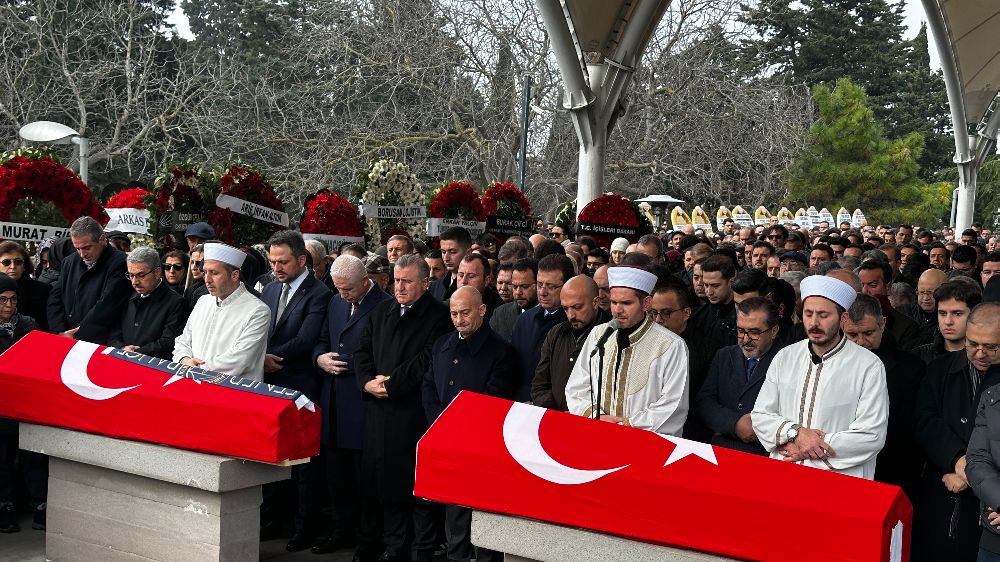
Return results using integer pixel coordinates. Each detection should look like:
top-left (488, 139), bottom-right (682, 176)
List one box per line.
top-left (787, 78), bottom-right (949, 226)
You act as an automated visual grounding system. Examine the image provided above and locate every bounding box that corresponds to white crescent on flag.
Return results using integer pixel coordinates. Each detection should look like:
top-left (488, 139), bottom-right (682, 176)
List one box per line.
top-left (59, 342), bottom-right (140, 401)
top-left (502, 402), bottom-right (628, 485)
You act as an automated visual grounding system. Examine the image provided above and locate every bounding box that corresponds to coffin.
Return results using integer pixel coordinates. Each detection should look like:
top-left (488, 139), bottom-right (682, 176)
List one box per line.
top-left (0, 331), bottom-right (320, 463)
top-left (415, 392), bottom-right (910, 562)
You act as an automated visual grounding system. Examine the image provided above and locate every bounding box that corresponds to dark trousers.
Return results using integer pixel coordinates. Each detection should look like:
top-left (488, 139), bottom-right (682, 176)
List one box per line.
top-left (322, 444), bottom-right (381, 547)
top-left (444, 505), bottom-right (502, 562)
top-left (383, 499), bottom-right (436, 562)
top-left (0, 428), bottom-right (47, 505)
top-left (262, 457), bottom-right (319, 535)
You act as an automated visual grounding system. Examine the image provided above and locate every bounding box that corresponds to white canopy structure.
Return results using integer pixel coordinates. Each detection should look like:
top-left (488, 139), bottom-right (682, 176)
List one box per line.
top-left (537, 0), bottom-right (671, 217)
top-left (922, 0), bottom-right (1000, 231)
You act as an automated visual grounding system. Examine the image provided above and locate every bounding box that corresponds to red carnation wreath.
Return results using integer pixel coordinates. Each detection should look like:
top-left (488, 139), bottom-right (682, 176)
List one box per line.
top-left (207, 165), bottom-right (284, 245)
top-left (106, 187), bottom-right (151, 209)
top-left (481, 181), bottom-right (532, 245)
top-left (576, 193), bottom-right (653, 249)
top-left (299, 189), bottom-right (364, 248)
top-left (0, 148), bottom-right (105, 225)
top-left (147, 163), bottom-right (211, 249)
top-left (427, 181), bottom-right (486, 247)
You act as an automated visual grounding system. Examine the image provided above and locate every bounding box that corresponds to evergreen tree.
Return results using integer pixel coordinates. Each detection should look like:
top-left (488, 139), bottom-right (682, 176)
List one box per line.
top-left (741, 0), bottom-right (951, 179)
top-left (788, 78), bottom-right (949, 226)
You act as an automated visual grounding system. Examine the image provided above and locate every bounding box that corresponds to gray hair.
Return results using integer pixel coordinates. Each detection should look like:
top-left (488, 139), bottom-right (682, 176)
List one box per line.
top-left (395, 253), bottom-right (429, 278)
top-left (330, 255), bottom-right (367, 282)
top-left (779, 271), bottom-right (806, 289)
top-left (70, 216), bottom-right (103, 242)
top-left (847, 293), bottom-right (884, 323)
top-left (305, 239), bottom-right (327, 257)
top-left (891, 282), bottom-right (916, 306)
top-left (127, 246), bottom-right (160, 271)
top-left (813, 261), bottom-right (841, 276)
top-left (837, 256), bottom-right (862, 271)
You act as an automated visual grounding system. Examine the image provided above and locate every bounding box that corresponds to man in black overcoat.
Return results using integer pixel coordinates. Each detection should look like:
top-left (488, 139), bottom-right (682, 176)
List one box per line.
top-left (312, 255), bottom-right (392, 558)
top-left (47, 216), bottom-right (131, 344)
top-left (355, 254), bottom-right (451, 562)
top-left (107, 246), bottom-right (189, 359)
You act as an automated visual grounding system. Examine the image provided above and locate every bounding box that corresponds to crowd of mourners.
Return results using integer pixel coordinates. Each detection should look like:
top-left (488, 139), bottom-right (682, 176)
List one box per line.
top-left (1, 213), bottom-right (1000, 562)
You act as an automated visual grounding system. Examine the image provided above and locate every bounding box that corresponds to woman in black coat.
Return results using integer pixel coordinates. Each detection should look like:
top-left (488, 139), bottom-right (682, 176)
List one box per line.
top-left (0, 241), bottom-right (51, 332)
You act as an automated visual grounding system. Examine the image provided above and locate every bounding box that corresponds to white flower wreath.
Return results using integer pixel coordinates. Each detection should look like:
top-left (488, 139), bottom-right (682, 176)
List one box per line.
top-left (360, 159), bottom-right (423, 244)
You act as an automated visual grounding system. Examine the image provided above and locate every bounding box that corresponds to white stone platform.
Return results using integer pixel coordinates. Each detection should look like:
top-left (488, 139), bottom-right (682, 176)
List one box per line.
top-left (19, 423), bottom-right (291, 562)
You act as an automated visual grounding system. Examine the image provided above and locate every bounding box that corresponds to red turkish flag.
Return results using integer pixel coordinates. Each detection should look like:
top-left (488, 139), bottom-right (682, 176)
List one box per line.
top-left (415, 392), bottom-right (910, 562)
top-left (0, 331), bottom-right (319, 463)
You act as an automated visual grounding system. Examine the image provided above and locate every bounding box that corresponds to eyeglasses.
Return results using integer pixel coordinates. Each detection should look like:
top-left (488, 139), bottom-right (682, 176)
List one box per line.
top-left (737, 327), bottom-right (774, 340)
top-left (550, 232), bottom-right (566, 239)
top-left (766, 235), bottom-right (784, 240)
top-left (917, 290), bottom-right (935, 297)
top-left (966, 341), bottom-right (1000, 353)
top-left (125, 270), bottom-right (156, 281)
top-left (650, 308), bottom-right (683, 320)
top-left (0, 295), bottom-right (18, 306)
top-left (162, 263), bottom-right (185, 271)
top-left (0, 258), bottom-right (24, 267)
top-left (536, 282), bottom-right (563, 291)
top-left (193, 260), bottom-right (204, 270)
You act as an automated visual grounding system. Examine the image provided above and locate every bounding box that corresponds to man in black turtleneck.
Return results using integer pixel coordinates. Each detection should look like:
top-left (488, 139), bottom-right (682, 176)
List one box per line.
top-left (531, 275), bottom-right (610, 410)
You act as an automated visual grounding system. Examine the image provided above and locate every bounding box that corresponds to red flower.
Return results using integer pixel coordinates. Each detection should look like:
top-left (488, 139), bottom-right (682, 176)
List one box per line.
top-left (106, 187), bottom-right (152, 209)
top-left (298, 190), bottom-right (362, 237)
top-left (577, 194), bottom-right (649, 249)
top-left (0, 152), bottom-right (105, 224)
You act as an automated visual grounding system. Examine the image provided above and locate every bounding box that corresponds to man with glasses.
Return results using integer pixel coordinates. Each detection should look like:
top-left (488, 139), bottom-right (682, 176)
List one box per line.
top-left (566, 265), bottom-right (690, 435)
top-left (47, 216), bottom-right (131, 344)
top-left (107, 246), bottom-right (189, 360)
top-left (914, 291), bottom-right (993, 562)
top-left (585, 248), bottom-right (609, 276)
top-left (510, 254), bottom-right (573, 401)
top-left (963, 304), bottom-right (1000, 562)
top-left (898, 268), bottom-right (947, 349)
top-left (695, 297), bottom-right (784, 456)
top-left (549, 225), bottom-right (569, 243)
top-left (764, 225), bottom-right (788, 249)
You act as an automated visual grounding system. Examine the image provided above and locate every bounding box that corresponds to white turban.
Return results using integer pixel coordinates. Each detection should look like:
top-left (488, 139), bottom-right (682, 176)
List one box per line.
top-left (608, 266), bottom-right (657, 295)
top-left (203, 242), bottom-right (247, 268)
top-left (800, 275), bottom-right (856, 311)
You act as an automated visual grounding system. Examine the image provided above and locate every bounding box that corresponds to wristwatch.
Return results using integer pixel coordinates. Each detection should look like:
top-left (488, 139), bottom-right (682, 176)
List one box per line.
top-left (785, 423), bottom-right (801, 444)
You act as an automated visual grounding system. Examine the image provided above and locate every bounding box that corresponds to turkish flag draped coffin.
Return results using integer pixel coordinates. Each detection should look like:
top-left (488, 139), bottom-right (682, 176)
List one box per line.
top-left (0, 331), bottom-right (320, 463)
top-left (415, 392), bottom-right (911, 562)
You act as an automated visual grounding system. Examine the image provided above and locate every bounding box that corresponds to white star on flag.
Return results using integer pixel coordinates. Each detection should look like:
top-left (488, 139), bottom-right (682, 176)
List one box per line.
top-left (657, 434), bottom-right (718, 467)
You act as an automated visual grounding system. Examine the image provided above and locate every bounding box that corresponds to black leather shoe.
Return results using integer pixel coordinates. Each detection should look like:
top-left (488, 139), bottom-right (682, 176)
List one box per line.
top-left (286, 532), bottom-right (315, 552)
top-left (376, 552), bottom-right (409, 562)
top-left (311, 532), bottom-right (356, 554)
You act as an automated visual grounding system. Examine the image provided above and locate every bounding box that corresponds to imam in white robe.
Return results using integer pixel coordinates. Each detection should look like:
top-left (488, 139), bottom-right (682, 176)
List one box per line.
top-left (173, 283), bottom-right (271, 381)
top-left (565, 316), bottom-right (690, 435)
top-left (751, 335), bottom-right (889, 479)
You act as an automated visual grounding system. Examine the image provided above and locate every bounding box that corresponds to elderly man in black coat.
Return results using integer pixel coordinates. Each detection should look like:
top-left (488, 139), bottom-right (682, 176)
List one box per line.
top-left (107, 247), bottom-right (189, 359)
top-left (259, 231), bottom-right (331, 551)
top-left (355, 254), bottom-right (451, 562)
top-left (46, 216), bottom-right (131, 344)
top-left (841, 294), bottom-right (925, 498)
top-left (423, 286), bottom-right (517, 562)
top-left (694, 297), bottom-right (783, 455)
top-left (311, 255), bottom-right (392, 557)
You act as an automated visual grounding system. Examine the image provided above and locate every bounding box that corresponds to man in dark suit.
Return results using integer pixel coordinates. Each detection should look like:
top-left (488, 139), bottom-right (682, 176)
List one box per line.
top-left (422, 286), bottom-right (516, 562)
top-left (311, 255), bottom-right (392, 558)
top-left (47, 216), bottom-right (132, 343)
top-left (107, 246), bottom-right (189, 359)
top-left (694, 297), bottom-right (784, 455)
top-left (260, 230), bottom-right (331, 552)
top-left (510, 255), bottom-right (573, 401)
top-left (355, 254), bottom-right (451, 562)
top-left (428, 227), bottom-right (470, 301)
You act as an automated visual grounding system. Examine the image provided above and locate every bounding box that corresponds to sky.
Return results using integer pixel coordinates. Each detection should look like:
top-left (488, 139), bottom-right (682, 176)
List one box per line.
top-left (167, 1), bottom-right (940, 67)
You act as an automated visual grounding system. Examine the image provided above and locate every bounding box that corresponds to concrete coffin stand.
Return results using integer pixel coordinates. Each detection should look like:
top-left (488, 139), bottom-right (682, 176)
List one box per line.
top-left (18, 423), bottom-right (291, 562)
top-left (471, 510), bottom-right (738, 562)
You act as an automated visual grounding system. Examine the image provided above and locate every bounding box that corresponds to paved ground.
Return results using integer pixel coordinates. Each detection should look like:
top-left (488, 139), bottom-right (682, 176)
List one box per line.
top-left (0, 513), bottom-right (360, 562)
